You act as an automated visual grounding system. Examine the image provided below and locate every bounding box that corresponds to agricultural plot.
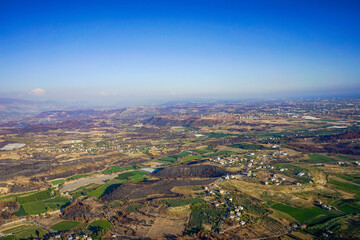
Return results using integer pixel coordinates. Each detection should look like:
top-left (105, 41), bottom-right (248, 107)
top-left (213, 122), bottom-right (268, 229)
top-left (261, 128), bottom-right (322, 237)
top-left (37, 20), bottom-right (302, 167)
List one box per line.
top-left (43, 197), bottom-right (70, 209)
top-left (329, 179), bottom-right (360, 196)
top-left (2, 224), bottom-right (48, 239)
top-left (207, 132), bottom-right (232, 138)
top-left (334, 199), bottom-right (360, 214)
top-left (187, 208), bottom-right (226, 233)
top-left (17, 189), bottom-right (52, 204)
top-left (230, 142), bottom-right (267, 150)
top-left (270, 202), bottom-right (344, 226)
top-left (88, 183), bottom-right (122, 199)
top-left (50, 179), bottom-right (66, 186)
top-left (115, 170), bottom-right (148, 182)
top-left (157, 156), bottom-right (177, 163)
top-left (336, 155), bottom-right (354, 161)
top-left (302, 154), bottom-right (337, 163)
top-left (102, 164), bottom-right (138, 174)
top-left (14, 196), bottom-right (70, 216)
top-left (51, 220), bottom-right (80, 231)
top-left (88, 219), bottom-right (113, 231)
top-left (335, 174), bottom-right (360, 185)
top-left (166, 198), bottom-right (205, 207)
top-left (66, 174), bottom-right (91, 181)
top-left (180, 155), bottom-right (201, 163)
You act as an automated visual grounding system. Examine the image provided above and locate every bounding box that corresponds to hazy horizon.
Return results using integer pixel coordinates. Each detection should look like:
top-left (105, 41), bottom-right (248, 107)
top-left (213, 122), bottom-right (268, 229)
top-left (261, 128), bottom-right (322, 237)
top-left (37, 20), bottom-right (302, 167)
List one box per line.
top-left (1, 0), bottom-right (360, 105)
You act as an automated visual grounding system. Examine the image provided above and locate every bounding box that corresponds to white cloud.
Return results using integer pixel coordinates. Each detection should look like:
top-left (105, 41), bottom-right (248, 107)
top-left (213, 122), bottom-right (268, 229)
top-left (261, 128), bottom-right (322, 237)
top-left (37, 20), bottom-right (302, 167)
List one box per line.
top-left (29, 88), bottom-right (46, 96)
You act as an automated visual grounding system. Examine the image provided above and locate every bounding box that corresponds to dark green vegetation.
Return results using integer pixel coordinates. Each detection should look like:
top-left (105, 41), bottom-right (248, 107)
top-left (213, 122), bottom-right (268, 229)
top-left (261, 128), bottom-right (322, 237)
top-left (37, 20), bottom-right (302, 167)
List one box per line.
top-left (329, 179), bottom-right (360, 195)
top-left (335, 174), bottom-right (360, 185)
top-left (334, 199), bottom-right (360, 214)
top-left (230, 142), bottom-right (266, 150)
top-left (207, 132), bottom-right (232, 138)
top-left (187, 208), bottom-right (226, 233)
top-left (166, 198), bottom-right (205, 207)
top-left (270, 202), bottom-right (344, 226)
top-left (51, 221), bottom-right (80, 231)
top-left (336, 155), bottom-right (354, 161)
top-left (126, 204), bottom-right (144, 213)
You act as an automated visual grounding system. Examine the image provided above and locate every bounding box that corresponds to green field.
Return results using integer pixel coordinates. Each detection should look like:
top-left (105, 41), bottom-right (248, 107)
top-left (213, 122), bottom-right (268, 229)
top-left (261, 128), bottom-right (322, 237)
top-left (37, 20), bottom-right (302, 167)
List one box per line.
top-left (66, 174), bottom-right (91, 181)
top-left (69, 183), bottom-right (100, 198)
top-left (14, 197), bottom-right (70, 216)
top-left (302, 154), bottom-right (337, 163)
top-left (43, 197), bottom-right (70, 209)
top-left (51, 220), bottom-right (80, 231)
top-left (102, 164), bottom-right (138, 174)
top-left (22, 201), bottom-right (47, 215)
top-left (157, 156), bottom-right (177, 163)
top-left (173, 151), bottom-right (192, 158)
top-left (116, 171), bottom-right (148, 181)
top-left (187, 208), bottom-right (226, 233)
top-left (167, 198), bottom-right (205, 207)
top-left (2, 224), bottom-right (48, 239)
top-left (271, 202), bottom-right (343, 225)
top-left (88, 183), bottom-right (122, 199)
top-left (335, 174), bottom-right (360, 185)
top-left (17, 189), bottom-right (52, 204)
top-left (88, 219), bottom-right (113, 232)
top-left (181, 155), bottom-right (201, 163)
top-left (336, 155), bottom-right (354, 161)
top-left (335, 200), bottom-right (360, 214)
top-left (329, 179), bottom-right (360, 195)
top-left (0, 191), bottom-right (37, 202)
top-left (50, 179), bottom-right (65, 186)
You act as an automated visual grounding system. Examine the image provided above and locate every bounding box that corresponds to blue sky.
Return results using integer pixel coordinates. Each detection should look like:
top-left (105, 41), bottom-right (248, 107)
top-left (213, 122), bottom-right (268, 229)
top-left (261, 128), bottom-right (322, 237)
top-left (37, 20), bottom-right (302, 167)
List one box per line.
top-left (1, 0), bottom-right (360, 104)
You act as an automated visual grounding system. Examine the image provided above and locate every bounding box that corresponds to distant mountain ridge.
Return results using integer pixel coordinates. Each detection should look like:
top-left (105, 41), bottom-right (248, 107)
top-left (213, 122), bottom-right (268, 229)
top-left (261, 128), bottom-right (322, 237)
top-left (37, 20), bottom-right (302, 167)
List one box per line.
top-left (0, 98), bottom-right (84, 123)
